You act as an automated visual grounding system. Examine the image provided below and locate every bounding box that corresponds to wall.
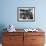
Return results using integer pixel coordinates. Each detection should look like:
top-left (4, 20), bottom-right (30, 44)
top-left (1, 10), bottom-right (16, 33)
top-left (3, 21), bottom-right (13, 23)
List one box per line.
top-left (0, 0), bottom-right (46, 30)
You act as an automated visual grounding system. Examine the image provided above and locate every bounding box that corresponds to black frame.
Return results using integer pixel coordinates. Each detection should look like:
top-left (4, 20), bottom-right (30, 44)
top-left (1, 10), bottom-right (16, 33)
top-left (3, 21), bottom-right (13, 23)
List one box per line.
top-left (17, 7), bottom-right (35, 22)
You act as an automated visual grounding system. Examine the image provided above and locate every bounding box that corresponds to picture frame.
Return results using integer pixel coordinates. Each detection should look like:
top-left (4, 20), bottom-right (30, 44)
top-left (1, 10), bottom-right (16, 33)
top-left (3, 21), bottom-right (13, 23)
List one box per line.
top-left (17, 7), bottom-right (35, 22)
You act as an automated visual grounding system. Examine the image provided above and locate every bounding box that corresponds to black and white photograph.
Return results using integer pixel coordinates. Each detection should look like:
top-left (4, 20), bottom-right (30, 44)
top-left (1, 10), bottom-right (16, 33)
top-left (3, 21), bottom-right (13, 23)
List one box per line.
top-left (17, 7), bottom-right (35, 22)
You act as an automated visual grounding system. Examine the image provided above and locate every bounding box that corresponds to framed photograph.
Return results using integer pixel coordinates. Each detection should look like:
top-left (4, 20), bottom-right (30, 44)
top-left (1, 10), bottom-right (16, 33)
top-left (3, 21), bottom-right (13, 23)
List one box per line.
top-left (17, 7), bottom-right (35, 22)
